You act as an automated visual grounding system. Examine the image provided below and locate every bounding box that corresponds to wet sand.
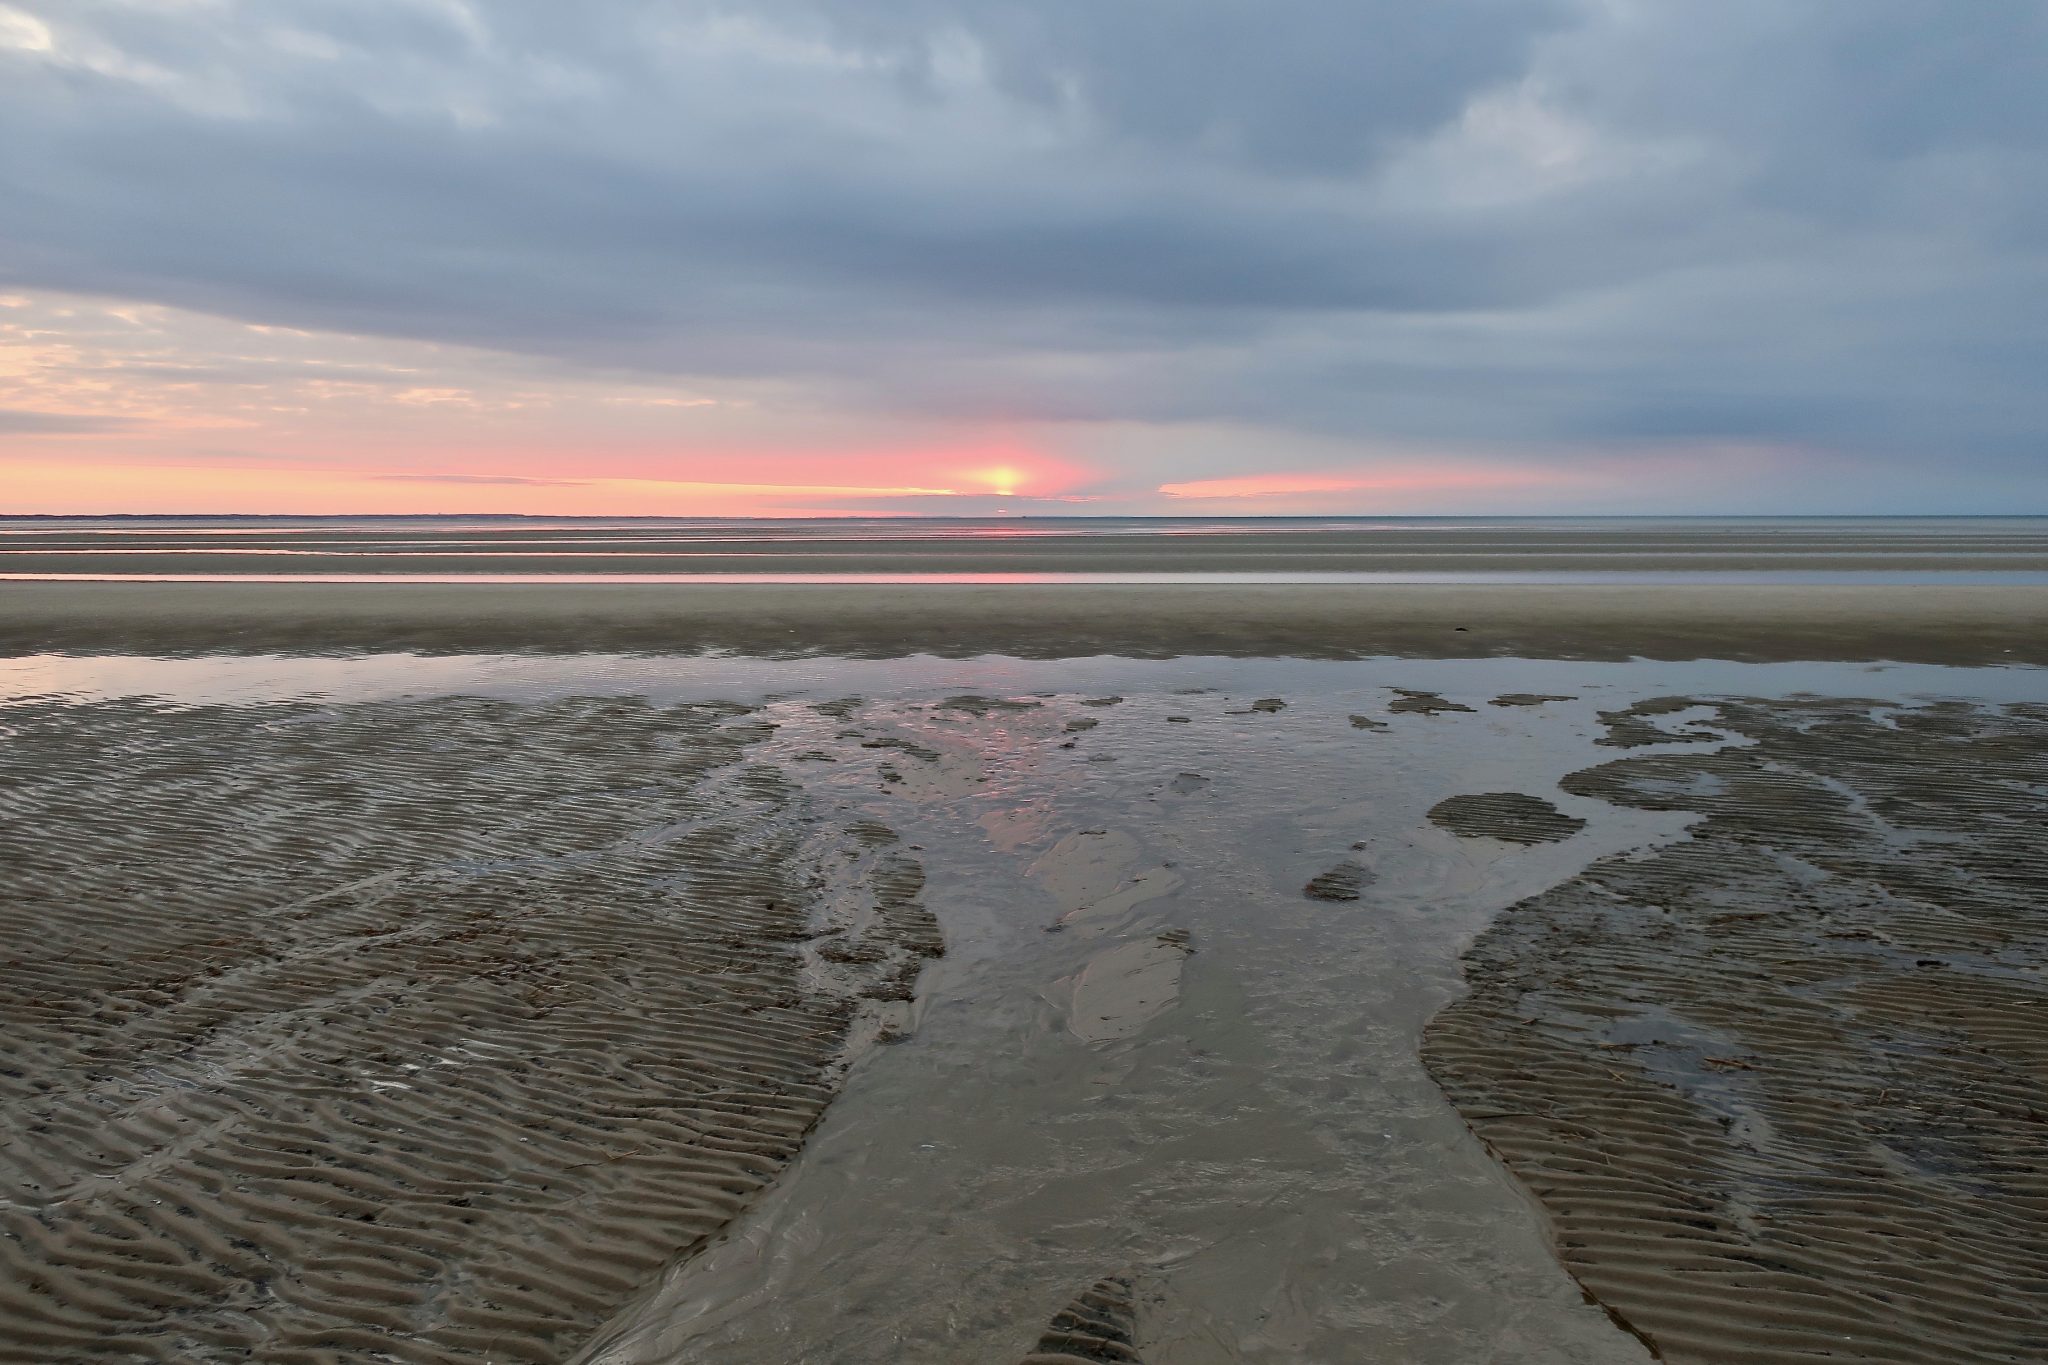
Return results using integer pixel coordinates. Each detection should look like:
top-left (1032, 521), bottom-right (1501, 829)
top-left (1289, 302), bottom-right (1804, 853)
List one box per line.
top-left (6, 581), bottom-right (2048, 663)
top-left (1424, 696), bottom-right (2048, 1362)
top-left (4, 649), bottom-right (2045, 1362)
top-left (570, 675), bottom-right (1678, 1364)
top-left (6, 516), bottom-right (2048, 578)
top-left (0, 695), bottom-right (940, 1362)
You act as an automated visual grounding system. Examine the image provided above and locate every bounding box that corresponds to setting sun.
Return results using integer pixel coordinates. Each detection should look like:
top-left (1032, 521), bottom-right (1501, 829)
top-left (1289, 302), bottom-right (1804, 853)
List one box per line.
top-left (970, 466), bottom-right (1026, 497)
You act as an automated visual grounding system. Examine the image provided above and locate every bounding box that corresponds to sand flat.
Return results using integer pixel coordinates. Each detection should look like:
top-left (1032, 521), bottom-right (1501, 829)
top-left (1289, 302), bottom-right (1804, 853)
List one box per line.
top-left (5, 516), bottom-right (2048, 576)
top-left (5, 581), bottom-right (2048, 663)
top-left (0, 695), bottom-right (939, 1363)
top-left (1425, 696), bottom-right (2048, 1362)
top-left (6, 645), bottom-right (2047, 1362)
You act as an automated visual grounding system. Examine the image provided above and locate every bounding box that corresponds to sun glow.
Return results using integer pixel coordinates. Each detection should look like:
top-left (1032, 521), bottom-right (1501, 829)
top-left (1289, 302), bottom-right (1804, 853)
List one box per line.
top-left (969, 465), bottom-right (1026, 497)
top-left (0, 459), bottom-right (982, 516)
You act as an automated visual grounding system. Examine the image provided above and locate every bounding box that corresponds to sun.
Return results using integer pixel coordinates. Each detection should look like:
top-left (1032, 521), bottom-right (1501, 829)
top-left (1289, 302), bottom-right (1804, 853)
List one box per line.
top-left (970, 465), bottom-right (1025, 497)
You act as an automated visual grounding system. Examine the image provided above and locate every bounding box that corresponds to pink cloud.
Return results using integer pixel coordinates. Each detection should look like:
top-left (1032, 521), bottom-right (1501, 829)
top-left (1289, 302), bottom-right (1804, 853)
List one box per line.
top-left (1159, 465), bottom-right (1571, 500)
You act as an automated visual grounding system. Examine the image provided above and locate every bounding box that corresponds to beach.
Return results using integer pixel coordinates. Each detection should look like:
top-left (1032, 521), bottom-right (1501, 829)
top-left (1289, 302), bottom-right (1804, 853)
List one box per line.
top-left (13, 0), bottom-right (2046, 1355)
top-left (6, 514), bottom-right (2046, 572)
top-left (6, 582), bottom-right (2048, 665)
top-left (3, 518), bottom-right (2045, 1362)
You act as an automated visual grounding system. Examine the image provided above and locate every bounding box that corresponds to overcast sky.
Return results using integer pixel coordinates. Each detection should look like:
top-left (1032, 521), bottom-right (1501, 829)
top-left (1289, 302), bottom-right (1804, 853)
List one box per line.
top-left (2, 0), bottom-right (2043, 514)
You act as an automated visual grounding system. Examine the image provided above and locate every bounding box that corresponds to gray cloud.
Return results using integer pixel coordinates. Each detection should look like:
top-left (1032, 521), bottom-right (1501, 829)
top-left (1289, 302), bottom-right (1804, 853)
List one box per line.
top-left (777, 0), bottom-right (1570, 171)
top-left (105, 360), bottom-right (428, 387)
top-left (0, 408), bottom-right (139, 434)
top-left (0, 0), bottom-right (2042, 504)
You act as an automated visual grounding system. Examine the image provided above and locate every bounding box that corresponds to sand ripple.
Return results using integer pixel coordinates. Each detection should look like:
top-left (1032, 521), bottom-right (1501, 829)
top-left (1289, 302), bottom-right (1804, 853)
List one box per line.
top-left (1017, 1273), bottom-right (1143, 1364)
top-left (1426, 792), bottom-right (1586, 844)
top-left (0, 696), bottom-right (937, 1363)
top-left (1425, 698), bottom-right (2048, 1362)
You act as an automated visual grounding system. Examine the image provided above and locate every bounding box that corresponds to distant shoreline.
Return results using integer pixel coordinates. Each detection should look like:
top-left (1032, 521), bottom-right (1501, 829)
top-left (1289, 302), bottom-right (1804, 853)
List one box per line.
top-left (5, 580), bottom-right (2045, 665)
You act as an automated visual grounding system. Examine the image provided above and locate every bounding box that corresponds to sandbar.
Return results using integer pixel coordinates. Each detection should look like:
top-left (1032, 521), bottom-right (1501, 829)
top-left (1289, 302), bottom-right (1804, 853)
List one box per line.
top-left (5, 581), bottom-right (2048, 663)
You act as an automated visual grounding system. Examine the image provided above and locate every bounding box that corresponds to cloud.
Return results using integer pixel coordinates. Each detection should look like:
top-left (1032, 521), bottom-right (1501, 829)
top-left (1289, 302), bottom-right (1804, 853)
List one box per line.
top-left (0, 407), bottom-right (138, 434)
top-left (791, 0), bottom-right (1571, 173)
top-left (371, 472), bottom-right (591, 487)
top-left (0, 1), bottom-right (2041, 506)
top-left (1160, 475), bottom-right (1371, 500)
top-left (106, 360), bottom-right (427, 388)
top-left (1160, 465), bottom-right (1569, 501)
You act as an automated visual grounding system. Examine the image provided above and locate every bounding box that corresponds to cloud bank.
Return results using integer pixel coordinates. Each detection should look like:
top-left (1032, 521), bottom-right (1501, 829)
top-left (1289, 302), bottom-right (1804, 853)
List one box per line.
top-left (0, 0), bottom-right (2042, 511)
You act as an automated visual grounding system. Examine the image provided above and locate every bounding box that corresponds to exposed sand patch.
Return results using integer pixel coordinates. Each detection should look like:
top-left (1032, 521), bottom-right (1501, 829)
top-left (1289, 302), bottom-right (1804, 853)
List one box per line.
top-left (0, 696), bottom-right (937, 1364)
top-left (860, 734), bottom-right (941, 761)
top-left (1490, 693), bottom-right (1575, 707)
top-left (843, 709), bottom-right (988, 803)
top-left (1426, 792), bottom-right (1588, 844)
top-left (1388, 688), bottom-right (1476, 716)
top-left (1061, 931), bottom-right (1195, 1045)
top-left (1593, 696), bottom-right (1726, 748)
top-left (1018, 1273), bottom-right (1144, 1364)
top-left (1302, 862), bottom-right (1372, 902)
top-left (936, 694), bottom-right (1042, 716)
top-left (1026, 831), bottom-right (1183, 938)
top-left (1024, 824), bottom-right (1194, 1043)
top-left (1425, 698), bottom-right (2048, 1363)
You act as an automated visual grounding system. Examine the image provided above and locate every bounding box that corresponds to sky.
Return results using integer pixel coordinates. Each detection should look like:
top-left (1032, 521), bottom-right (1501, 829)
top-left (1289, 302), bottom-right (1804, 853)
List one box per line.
top-left (1, 1), bottom-right (2043, 517)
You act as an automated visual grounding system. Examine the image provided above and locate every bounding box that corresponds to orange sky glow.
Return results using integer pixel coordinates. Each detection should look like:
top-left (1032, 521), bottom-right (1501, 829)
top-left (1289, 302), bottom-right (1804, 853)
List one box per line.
top-left (0, 288), bottom-right (1732, 517)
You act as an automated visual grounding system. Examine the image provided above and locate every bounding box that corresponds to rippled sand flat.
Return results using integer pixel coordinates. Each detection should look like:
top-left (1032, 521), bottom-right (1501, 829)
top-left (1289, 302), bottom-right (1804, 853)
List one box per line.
top-left (1426, 696), bottom-right (2048, 1362)
top-left (0, 696), bottom-right (938, 1362)
top-left (6, 651), bottom-right (2045, 1363)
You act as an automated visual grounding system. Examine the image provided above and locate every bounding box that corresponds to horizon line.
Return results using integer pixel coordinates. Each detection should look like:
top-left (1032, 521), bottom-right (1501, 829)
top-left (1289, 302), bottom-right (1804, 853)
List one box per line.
top-left (5, 511), bottom-right (2046, 523)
